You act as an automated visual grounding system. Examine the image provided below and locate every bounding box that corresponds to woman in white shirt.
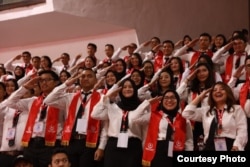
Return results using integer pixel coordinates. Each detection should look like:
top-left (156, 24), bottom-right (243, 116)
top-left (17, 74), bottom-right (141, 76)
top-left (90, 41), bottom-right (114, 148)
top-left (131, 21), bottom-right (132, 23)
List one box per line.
top-left (132, 89), bottom-right (193, 167)
top-left (182, 82), bottom-right (248, 151)
top-left (91, 78), bottom-right (143, 167)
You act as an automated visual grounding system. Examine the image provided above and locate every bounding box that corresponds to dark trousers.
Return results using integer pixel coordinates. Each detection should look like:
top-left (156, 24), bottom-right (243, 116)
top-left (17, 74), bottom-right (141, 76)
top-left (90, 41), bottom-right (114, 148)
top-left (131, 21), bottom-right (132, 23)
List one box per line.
top-left (63, 138), bottom-right (103, 167)
top-left (24, 137), bottom-right (61, 167)
top-left (151, 140), bottom-right (172, 167)
top-left (104, 137), bottom-right (142, 167)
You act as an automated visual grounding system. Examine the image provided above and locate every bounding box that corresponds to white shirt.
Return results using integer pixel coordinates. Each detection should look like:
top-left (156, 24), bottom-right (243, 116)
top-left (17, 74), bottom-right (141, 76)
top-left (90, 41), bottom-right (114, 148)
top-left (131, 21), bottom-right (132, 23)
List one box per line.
top-left (44, 83), bottom-right (107, 150)
top-left (6, 87), bottom-right (65, 140)
top-left (91, 95), bottom-right (143, 140)
top-left (131, 100), bottom-right (193, 150)
top-left (182, 104), bottom-right (248, 150)
top-left (212, 46), bottom-right (247, 81)
top-left (0, 106), bottom-right (28, 151)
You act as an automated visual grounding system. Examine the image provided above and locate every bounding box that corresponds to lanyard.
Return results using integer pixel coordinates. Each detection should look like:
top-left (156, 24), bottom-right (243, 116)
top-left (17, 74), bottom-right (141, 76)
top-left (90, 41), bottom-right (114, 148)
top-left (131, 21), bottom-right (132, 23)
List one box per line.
top-left (159, 111), bottom-right (175, 132)
top-left (216, 109), bottom-right (224, 126)
top-left (216, 108), bottom-right (224, 135)
top-left (121, 111), bottom-right (128, 131)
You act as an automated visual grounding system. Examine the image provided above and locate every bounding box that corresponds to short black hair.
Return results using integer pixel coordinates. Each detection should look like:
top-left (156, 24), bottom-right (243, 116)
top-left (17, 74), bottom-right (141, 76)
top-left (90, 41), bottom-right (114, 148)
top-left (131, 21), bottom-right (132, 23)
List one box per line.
top-left (32, 56), bottom-right (41, 61)
top-left (87, 43), bottom-right (97, 51)
top-left (199, 32), bottom-right (212, 42)
top-left (162, 40), bottom-right (174, 48)
top-left (105, 44), bottom-right (114, 50)
top-left (38, 70), bottom-right (59, 81)
top-left (22, 51), bottom-right (31, 57)
top-left (50, 148), bottom-right (70, 164)
top-left (151, 36), bottom-right (161, 43)
top-left (62, 52), bottom-right (70, 59)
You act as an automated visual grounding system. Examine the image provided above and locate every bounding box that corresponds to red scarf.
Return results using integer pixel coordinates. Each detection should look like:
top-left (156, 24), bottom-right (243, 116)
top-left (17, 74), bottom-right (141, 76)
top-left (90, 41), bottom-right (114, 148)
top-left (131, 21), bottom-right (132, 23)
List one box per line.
top-left (142, 102), bottom-right (186, 166)
top-left (190, 50), bottom-right (213, 67)
top-left (24, 64), bottom-right (33, 75)
top-left (22, 96), bottom-right (59, 147)
top-left (61, 91), bottom-right (101, 148)
top-left (224, 55), bottom-right (234, 83)
top-left (153, 54), bottom-right (164, 72)
top-left (239, 77), bottom-right (250, 108)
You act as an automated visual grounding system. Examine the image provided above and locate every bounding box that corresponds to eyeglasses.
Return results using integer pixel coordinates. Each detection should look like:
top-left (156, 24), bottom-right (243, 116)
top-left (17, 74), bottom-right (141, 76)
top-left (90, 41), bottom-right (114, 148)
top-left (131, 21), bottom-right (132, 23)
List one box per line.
top-left (163, 96), bottom-right (177, 101)
top-left (245, 64), bottom-right (250, 68)
top-left (39, 78), bottom-right (54, 83)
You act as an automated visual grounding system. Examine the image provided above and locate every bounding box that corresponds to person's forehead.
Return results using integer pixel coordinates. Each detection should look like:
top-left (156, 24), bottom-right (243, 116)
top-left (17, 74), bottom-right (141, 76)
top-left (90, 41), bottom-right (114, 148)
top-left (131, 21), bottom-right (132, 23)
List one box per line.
top-left (52, 153), bottom-right (68, 159)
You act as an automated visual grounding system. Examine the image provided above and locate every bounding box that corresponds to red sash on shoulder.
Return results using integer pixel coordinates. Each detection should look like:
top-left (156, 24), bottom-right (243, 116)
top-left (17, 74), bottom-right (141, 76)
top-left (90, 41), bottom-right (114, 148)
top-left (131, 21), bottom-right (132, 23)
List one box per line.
top-left (153, 54), bottom-right (163, 72)
top-left (22, 96), bottom-right (59, 147)
top-left (224, 55), bottom-right (234, 83)
top-left (142, 102), bottom-right (186, 166)
top-left (190, 50), bottom-right (213, 67)
top-left (240, 77), bottom-right (249, 108)
top-left (61, 91), bottom-right (101, 148)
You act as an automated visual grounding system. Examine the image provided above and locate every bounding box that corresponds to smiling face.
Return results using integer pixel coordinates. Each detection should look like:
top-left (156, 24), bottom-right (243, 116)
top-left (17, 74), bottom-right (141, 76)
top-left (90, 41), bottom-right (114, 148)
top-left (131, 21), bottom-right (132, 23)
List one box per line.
top-left (131, 71), bottom-right (142, 86)
top-left (159, 71), bottom-right (171, 88)
top-left (38, 73), bottom-right (58, 95)
top-left (105, 71), bottom-right (117, 86)
top-left (143, 62), bottom-right (154, 77)
top-left (162, 91), bottom-right (178, 110)
top-left (212, 84), bottom-right (227, 104)
top-left (121, 80), bottom-right (134, 98)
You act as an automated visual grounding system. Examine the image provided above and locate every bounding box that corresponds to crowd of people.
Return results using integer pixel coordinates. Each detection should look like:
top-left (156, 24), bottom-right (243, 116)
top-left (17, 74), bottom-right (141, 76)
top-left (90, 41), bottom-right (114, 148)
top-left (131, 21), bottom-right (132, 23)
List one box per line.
top-left (0, 28), bottom-right (250, 167)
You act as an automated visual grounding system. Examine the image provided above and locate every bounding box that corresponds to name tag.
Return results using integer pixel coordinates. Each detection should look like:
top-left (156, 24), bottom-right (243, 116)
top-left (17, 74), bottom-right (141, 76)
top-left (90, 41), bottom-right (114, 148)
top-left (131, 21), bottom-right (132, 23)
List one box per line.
top-left (117, 132), bottom-right (129, 148)
top-left (33, 122), bottom-right (44, 134)
top-left (214, 137), bottom-right (227, 151)
top-left (76, 118), bottom-right (87, 133)
top-left (6, 128), bottom-right (16, 140)
top-left (168, 141), bottom-right (174, 157)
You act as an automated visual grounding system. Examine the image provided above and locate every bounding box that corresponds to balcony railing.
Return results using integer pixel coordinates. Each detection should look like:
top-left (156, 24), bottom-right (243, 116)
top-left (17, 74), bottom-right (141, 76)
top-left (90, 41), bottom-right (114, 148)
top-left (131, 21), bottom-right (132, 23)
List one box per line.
top-left (0, 0), bottom-right (45, 11)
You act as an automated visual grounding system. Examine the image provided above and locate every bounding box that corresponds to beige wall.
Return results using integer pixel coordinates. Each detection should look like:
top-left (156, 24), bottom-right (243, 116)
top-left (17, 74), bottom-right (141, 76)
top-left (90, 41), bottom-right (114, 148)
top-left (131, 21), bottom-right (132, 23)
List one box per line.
top-left (0, 0), bottom-right (249, 63)
top-left (54, 0), bottom-right (249, 43)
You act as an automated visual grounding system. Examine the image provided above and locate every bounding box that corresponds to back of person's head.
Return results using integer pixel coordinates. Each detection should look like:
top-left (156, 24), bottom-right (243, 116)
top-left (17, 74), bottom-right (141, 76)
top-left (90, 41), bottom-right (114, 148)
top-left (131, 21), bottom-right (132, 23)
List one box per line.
top-left (12, 155), bottom-right (33, 167)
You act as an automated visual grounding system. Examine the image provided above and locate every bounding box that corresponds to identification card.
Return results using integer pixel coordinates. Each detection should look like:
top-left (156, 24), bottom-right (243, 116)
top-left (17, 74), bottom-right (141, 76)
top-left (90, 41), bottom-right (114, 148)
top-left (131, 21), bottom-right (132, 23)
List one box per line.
top-left (6, 128), bottom-right (16, 140)
top-left (33, 122), bottom-right (44, 134)
top-left (168, 141), bottom-right (174, 157)
top-left (117, 132), bottom-right (129, 148)
top-left (214, 137), bottom-right (227, 151)
top-left (76, 118), bottom-right (87, 133)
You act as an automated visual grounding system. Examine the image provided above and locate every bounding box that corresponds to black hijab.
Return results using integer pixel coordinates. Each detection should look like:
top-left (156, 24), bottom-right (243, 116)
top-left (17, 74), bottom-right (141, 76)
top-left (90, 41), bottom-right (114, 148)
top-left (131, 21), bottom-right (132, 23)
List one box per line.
top-left (157, 89), bottom-right (180, 119)
top-left (117, 78), bottom-right (141, 111)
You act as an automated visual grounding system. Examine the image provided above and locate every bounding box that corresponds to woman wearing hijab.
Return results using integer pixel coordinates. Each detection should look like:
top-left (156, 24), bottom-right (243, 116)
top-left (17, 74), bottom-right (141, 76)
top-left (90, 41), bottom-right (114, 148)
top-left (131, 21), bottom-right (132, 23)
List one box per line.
top-left (132, 89), bottom-right (193, 167)
top-left (91, 78), bottom-right (143, 167)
